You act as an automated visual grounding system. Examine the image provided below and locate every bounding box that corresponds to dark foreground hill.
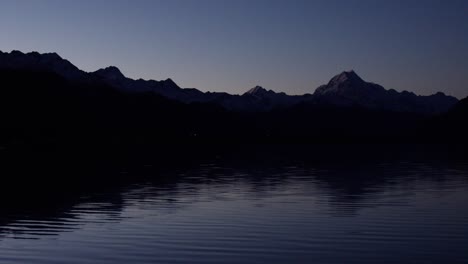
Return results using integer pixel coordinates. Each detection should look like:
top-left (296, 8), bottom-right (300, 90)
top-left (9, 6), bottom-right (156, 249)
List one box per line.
top-left (426, 96), bottom-right (468, 141)
top-left (0, 68), bottom-right (423, 149)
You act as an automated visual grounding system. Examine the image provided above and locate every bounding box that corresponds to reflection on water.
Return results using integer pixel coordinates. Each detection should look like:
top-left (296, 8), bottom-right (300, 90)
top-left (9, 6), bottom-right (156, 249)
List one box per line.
top-left (1, 148), bottom-right (468, 264)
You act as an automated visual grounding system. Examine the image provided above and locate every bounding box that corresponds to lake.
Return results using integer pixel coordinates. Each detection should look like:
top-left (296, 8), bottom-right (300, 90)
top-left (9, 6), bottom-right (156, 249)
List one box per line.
top-left (1, 146), bottom-right (468, 263)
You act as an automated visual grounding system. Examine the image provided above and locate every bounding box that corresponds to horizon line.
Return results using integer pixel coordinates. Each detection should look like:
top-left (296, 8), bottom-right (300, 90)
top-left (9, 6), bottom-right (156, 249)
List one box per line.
top-left (0, 49), bottom-right (461, 99)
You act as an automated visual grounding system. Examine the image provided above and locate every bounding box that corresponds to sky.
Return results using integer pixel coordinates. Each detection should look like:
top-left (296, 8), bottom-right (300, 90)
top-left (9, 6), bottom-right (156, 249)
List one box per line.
top-left (0, 0), bottom-right (467, 98)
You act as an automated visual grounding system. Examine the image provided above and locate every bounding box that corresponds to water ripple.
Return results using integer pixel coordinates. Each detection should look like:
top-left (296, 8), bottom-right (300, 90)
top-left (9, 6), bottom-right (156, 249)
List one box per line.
top-left (1, 157), bottom-right (468, 263)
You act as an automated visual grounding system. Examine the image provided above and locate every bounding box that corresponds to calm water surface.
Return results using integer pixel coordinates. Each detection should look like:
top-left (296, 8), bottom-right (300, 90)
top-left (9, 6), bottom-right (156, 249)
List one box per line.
top-left (1, 152), bottom-right (468, 263)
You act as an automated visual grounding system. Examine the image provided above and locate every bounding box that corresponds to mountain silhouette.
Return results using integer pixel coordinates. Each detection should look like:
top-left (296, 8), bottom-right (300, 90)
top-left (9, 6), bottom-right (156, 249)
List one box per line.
top-left (0, 50), bottom-right (86, 80)
top-left (312, 70), bottom-right (458, 114)
top-left (0, 49), bottom-right (466, 150)
top-left (0, 51), bottom-right (458, 114)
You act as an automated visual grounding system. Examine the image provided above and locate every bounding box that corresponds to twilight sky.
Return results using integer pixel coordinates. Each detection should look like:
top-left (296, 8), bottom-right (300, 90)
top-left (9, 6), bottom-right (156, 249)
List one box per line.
top-left (0, 0), bottom-right (467, 98)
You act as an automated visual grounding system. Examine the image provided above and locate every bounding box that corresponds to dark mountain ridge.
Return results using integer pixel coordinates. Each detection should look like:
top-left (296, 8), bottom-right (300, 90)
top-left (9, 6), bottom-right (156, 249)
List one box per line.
top-left (0, 50), bottom-right (458, 114)
top-left (0, 50), bottom-right (86, 80)
top-left (1, 49), bottom-right (467, 153)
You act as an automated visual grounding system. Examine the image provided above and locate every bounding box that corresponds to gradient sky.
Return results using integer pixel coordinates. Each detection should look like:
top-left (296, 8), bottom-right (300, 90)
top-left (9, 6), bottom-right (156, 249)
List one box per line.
top-left (1, 0), bottom-right (467, 98)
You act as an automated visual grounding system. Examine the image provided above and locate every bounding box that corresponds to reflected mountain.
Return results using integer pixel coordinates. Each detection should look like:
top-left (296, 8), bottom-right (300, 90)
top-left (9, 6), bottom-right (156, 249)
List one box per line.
top-left (1, 146), bottom-right (467, 240)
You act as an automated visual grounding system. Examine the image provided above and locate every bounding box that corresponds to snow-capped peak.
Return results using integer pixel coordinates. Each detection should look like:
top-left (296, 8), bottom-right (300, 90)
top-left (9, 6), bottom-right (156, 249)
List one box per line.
top-left (245, 86), bottom-right (271, 95)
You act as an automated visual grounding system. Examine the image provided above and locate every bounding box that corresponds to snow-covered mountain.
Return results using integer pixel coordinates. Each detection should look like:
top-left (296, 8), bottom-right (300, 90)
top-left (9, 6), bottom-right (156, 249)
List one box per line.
top-left (0, 51), bottom-right (459, 114)
top-left (312, 70), bottom-right (458, 114)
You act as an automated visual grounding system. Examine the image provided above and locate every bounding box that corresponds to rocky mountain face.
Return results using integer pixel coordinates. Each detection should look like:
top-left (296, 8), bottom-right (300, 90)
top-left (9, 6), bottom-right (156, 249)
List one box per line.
top-left (312, 70), bottom-right (458, 114)
top-left (0, 50), bottom-right (459, 114)
top-left (0, 50), bottom-right (86, 80)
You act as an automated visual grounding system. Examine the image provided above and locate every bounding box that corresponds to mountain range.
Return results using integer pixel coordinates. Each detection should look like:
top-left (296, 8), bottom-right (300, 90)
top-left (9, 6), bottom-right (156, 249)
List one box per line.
top-left (0, 50), bottom-right (458, 114)
top-left (1, 49), bottom-right (468, 151)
